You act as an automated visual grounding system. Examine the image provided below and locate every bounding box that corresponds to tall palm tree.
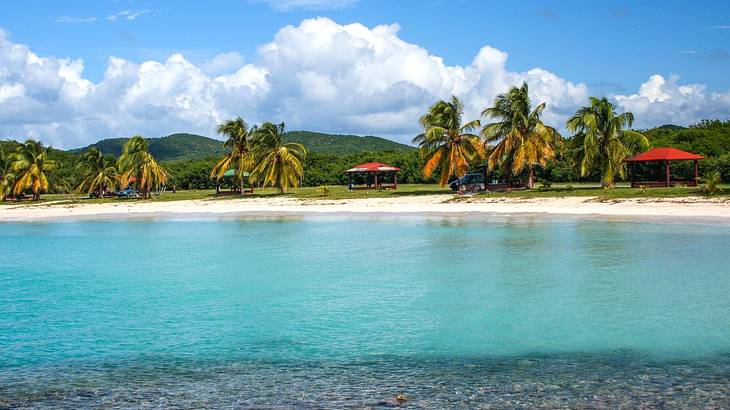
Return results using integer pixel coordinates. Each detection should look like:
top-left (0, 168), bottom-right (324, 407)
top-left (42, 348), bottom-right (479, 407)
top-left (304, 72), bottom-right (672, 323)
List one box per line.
top-left (481, 82), bottom-right (562, 188)
top-left (10, 140), bottom-right (56, 200)
top-left (250, 122), bottom-right (306, 194)
top-left (413, 96), bottom-right (484, 186)
top-left (566, 97), bottom-right (648, 187)
top-left (210, 117), bottom-right (255, 195)
top-left (117, 136), bottom-right (168, 198)
top-left (76, 148), bottom-right (118, 197)
top-left (0, 148), bottom-right (15, 201)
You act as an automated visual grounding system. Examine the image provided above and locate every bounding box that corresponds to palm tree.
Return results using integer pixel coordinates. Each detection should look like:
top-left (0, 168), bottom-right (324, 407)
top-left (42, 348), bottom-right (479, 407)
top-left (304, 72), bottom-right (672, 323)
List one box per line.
top-left (10, 140), bottom-right (56, 200)
top-left (481, 82), bottom-right (562, 188)
top-left (211, 117), bottom-right (255, 195)
top-left (117, 136), bottom-right (168, 198)
top-left (0, 148), bottom-right (15, 201)
top-left (413, 96), bottom-right (484, 186)
top-left (566, 97), bottom-right (648, 187)
top-left (250, 122), bottom-right (306, 194)
top-left (76, 148), bottom-right (118, 197)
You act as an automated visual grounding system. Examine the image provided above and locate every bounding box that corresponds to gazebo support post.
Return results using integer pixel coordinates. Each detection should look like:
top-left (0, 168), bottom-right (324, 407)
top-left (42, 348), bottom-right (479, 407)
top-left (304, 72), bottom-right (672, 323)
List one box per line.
top-left (348, 173), bottom-right (353, 191)
top-left (694, 160), bottom-right (699, 182)
top-left (374, 173), bottom-right (379, 188)
top-left (665, 160), bottom-right (671, 187)
top-left (393, 173), bottom-right (397, 190)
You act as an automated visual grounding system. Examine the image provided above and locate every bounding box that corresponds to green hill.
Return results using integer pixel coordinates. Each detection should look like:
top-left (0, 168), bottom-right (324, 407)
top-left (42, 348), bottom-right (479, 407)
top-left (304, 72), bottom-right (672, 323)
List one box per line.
top-left (644, 120), bottom-right (730, 157)
top-left (74, 131), bottom-right (413, 160)
top-left (73, 133), bottom-right (226, 161)
top-left (282, 131), bottom-right (413, 155)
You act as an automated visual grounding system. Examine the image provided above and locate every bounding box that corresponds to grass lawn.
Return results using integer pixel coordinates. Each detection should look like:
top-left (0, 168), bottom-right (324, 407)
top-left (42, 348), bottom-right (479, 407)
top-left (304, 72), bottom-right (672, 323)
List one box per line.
top-left (1, 182), bottom-right (728, 206)
top-left (0, 184), bottom-right (453, 205)
top-left (468, 183), bottom-right (730, 200)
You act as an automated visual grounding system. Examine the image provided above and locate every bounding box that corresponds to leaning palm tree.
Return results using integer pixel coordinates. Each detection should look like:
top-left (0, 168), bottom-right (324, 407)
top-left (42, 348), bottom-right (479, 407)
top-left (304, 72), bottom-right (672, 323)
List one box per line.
top-left (250, 122), bottom-right (306, 194)
top-left (10, 140), bottom-right (56, 200)
top-left (481, 82), bottom-right (562, 188)
top-left (117, 136), bottom-right (168, 198)
top-left (566, 97), bottom-right (648, 187)
top-left (210, 117), bottom-right (255, 195)
top-left (413, 96), bottom-right (484, 186)
top-left (0, 148), bottom-right (15, 201)
top-left (76, 148), bottom-right (118, 197)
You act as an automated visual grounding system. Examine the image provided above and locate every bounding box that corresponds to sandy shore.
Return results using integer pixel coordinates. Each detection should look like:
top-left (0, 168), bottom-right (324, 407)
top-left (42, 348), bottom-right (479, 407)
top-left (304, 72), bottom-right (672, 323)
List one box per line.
top-left (1, 195), bottom-right (728, 222)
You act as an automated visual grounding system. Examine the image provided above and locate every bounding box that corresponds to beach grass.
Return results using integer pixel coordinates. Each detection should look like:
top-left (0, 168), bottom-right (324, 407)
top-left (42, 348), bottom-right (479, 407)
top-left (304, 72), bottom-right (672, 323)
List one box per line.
top-left (1, 183), bottom-right (729, 206)
top-left (468, 183), bottom-right (730, 200)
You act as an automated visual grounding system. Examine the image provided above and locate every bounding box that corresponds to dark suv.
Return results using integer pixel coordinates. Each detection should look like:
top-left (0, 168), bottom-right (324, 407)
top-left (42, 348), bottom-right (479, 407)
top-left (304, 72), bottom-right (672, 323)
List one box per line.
top-left (450, 173), bottom-right (485, 191)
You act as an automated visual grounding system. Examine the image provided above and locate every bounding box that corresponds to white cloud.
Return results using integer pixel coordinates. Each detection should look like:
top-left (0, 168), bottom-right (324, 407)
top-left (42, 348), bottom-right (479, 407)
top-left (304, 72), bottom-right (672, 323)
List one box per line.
top-left (615, 74), bottom-right (730, 129)
top-left (202, 52), bottom-right (245, 75)
top-left (107, 10), bottom-right (151, 22)
top-left (54, 16), bottom-right (98, 24)
top-left (260, 0), bottom-right (359, 11)
top-left (0, 19), bottom-right (729, 149)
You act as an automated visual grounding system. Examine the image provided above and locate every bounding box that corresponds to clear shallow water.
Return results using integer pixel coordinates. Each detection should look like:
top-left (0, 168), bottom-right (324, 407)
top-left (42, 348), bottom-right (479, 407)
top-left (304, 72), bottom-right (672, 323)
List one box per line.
top-left (1, 216), bottom-right (730, 408)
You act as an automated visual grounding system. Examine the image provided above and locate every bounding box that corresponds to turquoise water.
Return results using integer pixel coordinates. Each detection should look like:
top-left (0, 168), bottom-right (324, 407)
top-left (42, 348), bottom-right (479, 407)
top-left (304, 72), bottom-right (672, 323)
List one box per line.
top-left (2, 216), bottom-right (730, 407)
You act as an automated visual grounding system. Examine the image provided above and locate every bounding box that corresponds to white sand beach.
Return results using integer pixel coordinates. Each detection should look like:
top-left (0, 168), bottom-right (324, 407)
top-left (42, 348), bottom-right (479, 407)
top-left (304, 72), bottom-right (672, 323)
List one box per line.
top-left (1, 195), bottom-right (728, 222)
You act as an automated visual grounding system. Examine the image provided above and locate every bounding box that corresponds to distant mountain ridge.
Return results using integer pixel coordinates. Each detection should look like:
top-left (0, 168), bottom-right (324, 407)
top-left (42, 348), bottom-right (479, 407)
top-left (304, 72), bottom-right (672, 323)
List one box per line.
top-left (282, 131), bottom-right (413, 155)
top-left (71, 133), bottom-right (226, 161)
top-left (73, 131), bottom-right (413, 161)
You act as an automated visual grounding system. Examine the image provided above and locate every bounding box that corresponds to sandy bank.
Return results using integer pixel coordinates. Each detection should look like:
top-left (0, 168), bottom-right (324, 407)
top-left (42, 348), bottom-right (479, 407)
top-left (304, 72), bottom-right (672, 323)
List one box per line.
top-left (1, 195), bottom-right (728, 222)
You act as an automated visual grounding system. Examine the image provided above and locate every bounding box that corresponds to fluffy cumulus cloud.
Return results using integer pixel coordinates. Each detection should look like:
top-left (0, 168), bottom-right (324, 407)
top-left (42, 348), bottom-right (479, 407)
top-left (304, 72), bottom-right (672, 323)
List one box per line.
top-left (616, 74), bottom-right (730, 128)
top-left (0, 19), bottom-right (729, 148)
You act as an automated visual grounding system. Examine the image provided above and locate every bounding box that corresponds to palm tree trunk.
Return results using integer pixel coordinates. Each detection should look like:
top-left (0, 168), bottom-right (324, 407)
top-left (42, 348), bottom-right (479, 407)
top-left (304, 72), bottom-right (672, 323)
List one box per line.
top-left (528, 167), bottom-right (535, 189)
top-left (240, 177), bottom-right (245, 196)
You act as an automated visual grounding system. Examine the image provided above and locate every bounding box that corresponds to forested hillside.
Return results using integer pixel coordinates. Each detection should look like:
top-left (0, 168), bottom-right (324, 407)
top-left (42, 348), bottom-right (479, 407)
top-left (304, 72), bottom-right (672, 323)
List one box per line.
top-left (74, 131), bottom-right (413, 160)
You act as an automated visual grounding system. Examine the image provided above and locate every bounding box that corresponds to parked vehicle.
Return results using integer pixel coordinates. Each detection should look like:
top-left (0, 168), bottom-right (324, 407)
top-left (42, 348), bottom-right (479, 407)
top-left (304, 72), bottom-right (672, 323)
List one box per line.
top-left (89, 187), bottom-right (114, 199)
top-left (450, 173), bottom-right (485, 191)
top-left (116, 187), bottom-right (140, 198)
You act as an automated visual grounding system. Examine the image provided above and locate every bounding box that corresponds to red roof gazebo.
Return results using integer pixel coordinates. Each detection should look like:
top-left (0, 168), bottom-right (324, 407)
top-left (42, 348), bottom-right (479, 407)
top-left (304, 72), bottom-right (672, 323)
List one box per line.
top-left (624, 147), bottom-right (704, 188)
top-left (344, 162), bottom-right (401, 190)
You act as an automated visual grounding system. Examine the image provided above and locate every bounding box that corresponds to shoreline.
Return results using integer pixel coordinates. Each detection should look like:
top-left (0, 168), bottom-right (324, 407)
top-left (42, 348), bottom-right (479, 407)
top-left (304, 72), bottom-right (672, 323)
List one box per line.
top-left (1, 195), bottom-right (729, 223)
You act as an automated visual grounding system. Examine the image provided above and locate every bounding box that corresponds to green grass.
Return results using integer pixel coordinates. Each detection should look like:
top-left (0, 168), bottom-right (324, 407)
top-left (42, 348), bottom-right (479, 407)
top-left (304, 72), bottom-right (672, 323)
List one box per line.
top-left (467, 182), bottom-right (730, 200)
top-left (0, 184), bottom-right (452, 206)
top-left (2, 183), bottom-right (728, 207)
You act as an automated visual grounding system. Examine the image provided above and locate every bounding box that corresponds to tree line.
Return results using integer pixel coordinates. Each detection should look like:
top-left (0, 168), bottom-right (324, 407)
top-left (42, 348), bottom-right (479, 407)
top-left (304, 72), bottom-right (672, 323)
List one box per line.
top-left (2, 83), bottom-right (729, 201)
top-left (415, 83), bottom-right (649, 189)
top-left (0, 120), bottom-right (307, 200)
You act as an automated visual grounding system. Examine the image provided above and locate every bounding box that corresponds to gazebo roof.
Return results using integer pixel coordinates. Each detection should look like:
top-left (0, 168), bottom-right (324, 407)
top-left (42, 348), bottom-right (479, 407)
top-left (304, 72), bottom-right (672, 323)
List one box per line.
top-left (222, 169), bottom-right (250, 178)
top-left (344, 162), bottom-right (401, 173)
top-left (624, 147), bottom-right (704, 162)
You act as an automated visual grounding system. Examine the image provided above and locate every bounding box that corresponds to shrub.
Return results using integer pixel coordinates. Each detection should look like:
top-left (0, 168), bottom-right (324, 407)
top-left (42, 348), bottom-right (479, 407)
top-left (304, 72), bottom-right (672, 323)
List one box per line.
top-left (699, 171), bottom-right (725, 196)
top-left (318, 185), bottom-right (331, 197)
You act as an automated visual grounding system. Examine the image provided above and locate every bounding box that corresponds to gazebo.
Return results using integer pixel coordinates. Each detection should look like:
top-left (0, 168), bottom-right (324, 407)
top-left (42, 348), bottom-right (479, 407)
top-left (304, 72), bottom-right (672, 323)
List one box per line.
top-left (216, 169), bottom-right (253, 194)
top-left (344, 162), bottom-right (401, 190)
top-left (624, 147), bottom-right (704, 188)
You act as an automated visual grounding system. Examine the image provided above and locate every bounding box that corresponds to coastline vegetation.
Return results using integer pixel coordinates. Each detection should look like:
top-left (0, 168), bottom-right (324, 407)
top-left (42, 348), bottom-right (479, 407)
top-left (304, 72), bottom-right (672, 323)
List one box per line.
top-left (1, 86), bottom-right (730, 203)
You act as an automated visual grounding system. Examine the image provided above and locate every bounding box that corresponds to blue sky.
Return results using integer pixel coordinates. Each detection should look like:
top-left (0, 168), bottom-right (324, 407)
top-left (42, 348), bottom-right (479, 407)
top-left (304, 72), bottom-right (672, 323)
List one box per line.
top-left (5, 0), bottom-right (729, 90)
top-left (1, 0), bottom-right (729, 148)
